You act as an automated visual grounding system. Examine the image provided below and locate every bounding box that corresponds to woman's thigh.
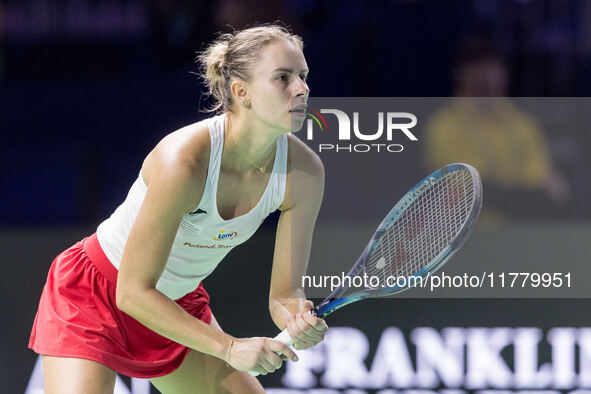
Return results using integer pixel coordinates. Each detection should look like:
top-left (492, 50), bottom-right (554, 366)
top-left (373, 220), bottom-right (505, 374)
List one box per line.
top-left (150, 314), bottom-right (266, 394)
top-left (42, 355), bottom-right (116, 394)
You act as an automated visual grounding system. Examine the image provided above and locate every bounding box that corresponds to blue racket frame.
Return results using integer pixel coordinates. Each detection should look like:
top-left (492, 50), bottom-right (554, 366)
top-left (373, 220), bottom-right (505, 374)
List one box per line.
top-left (313, 163), bottom-right (483, 318)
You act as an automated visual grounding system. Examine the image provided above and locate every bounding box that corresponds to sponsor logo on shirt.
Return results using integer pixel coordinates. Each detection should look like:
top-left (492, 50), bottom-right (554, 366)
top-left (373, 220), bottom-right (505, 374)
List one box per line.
top-left (213, 230), bottom-right (238, 241)
top-left (183, 241), bottom-right (232, 249)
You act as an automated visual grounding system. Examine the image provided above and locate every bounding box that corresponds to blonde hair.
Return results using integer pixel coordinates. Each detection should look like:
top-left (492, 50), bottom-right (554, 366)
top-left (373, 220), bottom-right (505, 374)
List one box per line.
top-left (197, 23), bottom-right (304, 113)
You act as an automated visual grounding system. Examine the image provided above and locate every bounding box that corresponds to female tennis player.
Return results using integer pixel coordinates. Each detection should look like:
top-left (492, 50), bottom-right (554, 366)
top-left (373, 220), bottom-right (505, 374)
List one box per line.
top-left (29, 24), bottom-right (328, 393)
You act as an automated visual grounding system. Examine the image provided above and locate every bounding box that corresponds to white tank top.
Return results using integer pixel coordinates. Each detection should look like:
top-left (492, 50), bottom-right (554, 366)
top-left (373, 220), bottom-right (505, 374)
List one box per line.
top-left (97, 114), bottom-right (288, 300)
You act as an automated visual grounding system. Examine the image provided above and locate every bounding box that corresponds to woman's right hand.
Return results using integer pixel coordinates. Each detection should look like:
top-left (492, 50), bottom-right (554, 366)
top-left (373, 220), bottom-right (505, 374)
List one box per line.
top-left (226, 337), bottom-right (299, 375)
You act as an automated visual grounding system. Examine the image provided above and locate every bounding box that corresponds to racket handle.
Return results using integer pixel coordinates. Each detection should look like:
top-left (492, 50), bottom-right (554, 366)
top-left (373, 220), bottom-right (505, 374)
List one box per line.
top-left (249, 309), bottom-right (319, 376)
top-left (274, 327), bottom-right (295, 347)
top-left (248, 328), bottom-right (295, 376)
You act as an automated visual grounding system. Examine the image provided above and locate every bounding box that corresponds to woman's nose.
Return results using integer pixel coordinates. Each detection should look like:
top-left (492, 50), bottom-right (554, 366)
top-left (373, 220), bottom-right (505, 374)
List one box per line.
top-left (295, 78), bottom-right (309, 97)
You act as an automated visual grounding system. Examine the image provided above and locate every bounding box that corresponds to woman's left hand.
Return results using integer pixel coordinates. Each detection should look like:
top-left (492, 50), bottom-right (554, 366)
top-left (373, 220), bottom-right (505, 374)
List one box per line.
top-left (285, 300), bottom-right (328, 350)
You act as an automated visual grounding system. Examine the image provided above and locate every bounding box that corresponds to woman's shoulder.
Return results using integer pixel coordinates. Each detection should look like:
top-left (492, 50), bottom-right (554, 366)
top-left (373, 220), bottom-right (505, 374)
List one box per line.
top-left (280, 134), bottom-right (325, 211)
top-left (286, 133), bottom-right (324, 178)
top-left (141, 118), bottom-right (213, 188)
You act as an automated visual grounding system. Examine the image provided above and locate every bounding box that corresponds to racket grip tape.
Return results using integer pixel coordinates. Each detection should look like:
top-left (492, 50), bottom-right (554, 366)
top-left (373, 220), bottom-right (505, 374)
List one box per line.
top-left (273, 328), bottom-right (295, 346)
top-left (248, 328), bottom-right (295, 376)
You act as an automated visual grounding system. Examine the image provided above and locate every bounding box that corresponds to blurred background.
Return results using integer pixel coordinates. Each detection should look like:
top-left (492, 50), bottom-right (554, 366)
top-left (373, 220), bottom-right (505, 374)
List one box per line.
top-left (2, 0), bottom-right (591, 393)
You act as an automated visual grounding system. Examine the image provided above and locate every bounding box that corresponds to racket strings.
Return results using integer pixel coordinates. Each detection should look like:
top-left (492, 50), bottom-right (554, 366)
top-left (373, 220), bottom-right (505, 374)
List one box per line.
top-left (365, 169), bottom-right (475, 287)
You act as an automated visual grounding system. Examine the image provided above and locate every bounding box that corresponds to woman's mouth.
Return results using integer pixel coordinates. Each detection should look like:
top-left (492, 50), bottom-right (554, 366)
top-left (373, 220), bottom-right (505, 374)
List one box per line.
top-left (290, 107), bottom-right (307, 117)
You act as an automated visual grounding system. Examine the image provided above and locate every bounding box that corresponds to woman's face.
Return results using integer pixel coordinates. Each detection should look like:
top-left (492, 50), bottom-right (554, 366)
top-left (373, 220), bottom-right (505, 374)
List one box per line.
top-left (243, 40), bottom-right (310, 133)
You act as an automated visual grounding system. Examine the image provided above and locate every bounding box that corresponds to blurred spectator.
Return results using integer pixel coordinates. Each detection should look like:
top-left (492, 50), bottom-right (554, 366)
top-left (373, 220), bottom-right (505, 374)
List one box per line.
top-left (148, 0), bottom-right (301, 69)
top-left (422, 36), bottom-right (571, 225)
top-left (149, 0), bottom-right (215, 68)
top-left (210, 0), bottom-right (301, 33)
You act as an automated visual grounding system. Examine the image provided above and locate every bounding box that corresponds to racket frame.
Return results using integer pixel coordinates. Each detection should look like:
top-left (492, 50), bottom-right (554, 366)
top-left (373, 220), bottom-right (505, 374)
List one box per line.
top-left (313, 163), bottom-right (482, 318)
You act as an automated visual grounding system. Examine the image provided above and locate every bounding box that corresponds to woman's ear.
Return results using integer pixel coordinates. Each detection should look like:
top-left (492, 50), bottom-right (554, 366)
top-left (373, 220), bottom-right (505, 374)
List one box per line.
top-left (230, 80), bottom-right (250, 107)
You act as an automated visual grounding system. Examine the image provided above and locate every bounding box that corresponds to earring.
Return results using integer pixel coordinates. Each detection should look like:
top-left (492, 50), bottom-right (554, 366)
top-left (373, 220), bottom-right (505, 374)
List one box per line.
top-left (243, 99), bottom-right (251, 108)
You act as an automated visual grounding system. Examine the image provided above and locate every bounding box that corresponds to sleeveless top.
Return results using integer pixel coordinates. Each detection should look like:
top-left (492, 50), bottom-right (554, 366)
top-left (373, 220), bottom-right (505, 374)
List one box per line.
top-left (96, 114), bottom-right (288, 300)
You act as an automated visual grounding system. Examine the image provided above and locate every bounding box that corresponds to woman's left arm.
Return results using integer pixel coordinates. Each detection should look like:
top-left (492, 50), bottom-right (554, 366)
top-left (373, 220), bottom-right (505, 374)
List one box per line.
top-left (269, 135), bottom-right (328, 350)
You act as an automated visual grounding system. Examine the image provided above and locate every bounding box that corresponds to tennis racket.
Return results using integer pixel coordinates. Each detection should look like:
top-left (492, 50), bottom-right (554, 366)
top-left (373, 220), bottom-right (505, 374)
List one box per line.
top-left (270, 162), bottom-right (482, 349)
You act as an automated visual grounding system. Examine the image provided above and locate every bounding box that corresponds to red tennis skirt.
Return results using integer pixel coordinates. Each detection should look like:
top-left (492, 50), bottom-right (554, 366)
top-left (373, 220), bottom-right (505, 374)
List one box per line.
top-left (28, 233), bottom-right (212, 378)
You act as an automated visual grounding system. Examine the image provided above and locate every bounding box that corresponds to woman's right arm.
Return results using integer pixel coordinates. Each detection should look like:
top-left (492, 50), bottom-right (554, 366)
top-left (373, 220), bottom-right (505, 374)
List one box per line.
top-left (115, 137), bottom-right (296, 375)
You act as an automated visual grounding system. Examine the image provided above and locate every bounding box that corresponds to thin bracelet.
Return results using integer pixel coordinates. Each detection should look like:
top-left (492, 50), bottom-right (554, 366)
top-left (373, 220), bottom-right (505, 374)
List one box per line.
top-left (226, 338), bottom-right (235, 367)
